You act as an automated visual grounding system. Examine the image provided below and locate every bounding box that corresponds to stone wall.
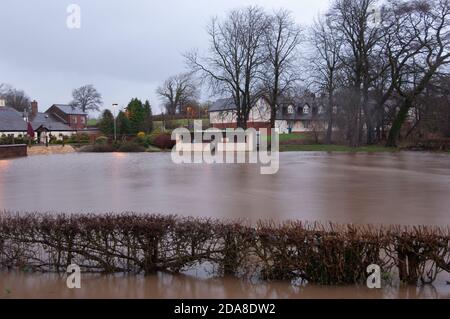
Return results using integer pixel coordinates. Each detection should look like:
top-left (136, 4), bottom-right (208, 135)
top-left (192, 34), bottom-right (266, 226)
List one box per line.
top-left (0, 144), bottom-right (27, 159)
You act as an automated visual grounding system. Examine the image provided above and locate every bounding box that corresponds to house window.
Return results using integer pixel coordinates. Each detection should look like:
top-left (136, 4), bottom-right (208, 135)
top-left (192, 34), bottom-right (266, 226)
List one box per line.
top-left (304, 121), bottom-right (310, 129)
top-left (287, 105), bottom-right (294, 114)
top-left (81, 117), bottom-right (85, 124)
top-left (303, 105), bottom-right (310, 114)
top-left (73, 116), bottom-right (77, 124)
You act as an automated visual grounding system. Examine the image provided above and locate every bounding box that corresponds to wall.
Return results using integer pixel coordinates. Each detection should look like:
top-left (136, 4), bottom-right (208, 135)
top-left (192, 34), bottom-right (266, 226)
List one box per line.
top-left (69, 115), bottom-right (87, 129)
top-left (0, 144), bottom-right (27, 159)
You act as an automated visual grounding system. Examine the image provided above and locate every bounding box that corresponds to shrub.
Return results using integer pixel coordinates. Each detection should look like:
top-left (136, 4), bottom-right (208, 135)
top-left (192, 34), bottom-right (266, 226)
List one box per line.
top-left (79, 144), bottom-right (116, 153)
top-left (0, 213), bottom-right (448, 286)
top-left (137, 132), bottom-right (146, 139)
top-left (117, 142), bottom-right (146, 152)
top-left (152, 133), bottom-right (176, 150)
top-left (95, 136), bottom-right (108, 145)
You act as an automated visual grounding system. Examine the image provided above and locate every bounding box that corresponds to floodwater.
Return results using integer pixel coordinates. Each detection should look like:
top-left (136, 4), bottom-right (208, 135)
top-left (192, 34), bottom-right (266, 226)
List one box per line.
top-left (0, 152), bottom-right (449, 225)
top-left (1, 271), bottom-right (449, 299)
top-left (0, 151), bottom-right (449, 298)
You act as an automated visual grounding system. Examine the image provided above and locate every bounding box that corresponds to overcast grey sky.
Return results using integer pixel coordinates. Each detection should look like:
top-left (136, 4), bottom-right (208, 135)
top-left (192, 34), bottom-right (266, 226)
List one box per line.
top-left (0, 0), bottom-right (331, 116)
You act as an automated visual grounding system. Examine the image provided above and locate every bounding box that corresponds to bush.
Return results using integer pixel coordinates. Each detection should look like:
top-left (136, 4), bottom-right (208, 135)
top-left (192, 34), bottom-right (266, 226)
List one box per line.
top-left (79, 144), bottom-right (116, 153)
top-left (117, 142), bottom-right (146, 152)
top-left (95, 136), bottom-right (108, 145)
top-left (68, 133), bottom-right (91, 144)
top-left (0, 213), bottom-right (448, 286)
top-left (152, 133), bottom-right (176, 150)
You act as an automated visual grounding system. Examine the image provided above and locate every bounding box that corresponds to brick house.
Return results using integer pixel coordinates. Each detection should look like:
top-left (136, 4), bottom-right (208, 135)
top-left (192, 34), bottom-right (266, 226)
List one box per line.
top-left (45, 104), bottom-right (88, 130)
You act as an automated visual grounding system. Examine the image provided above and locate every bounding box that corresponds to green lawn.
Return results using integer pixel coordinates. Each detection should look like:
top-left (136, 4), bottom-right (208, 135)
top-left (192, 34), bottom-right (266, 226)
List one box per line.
top-left (153, 119), bottom-right (210, 130)
top-left (280, 144), bottom-right (399, 153)
top-left (87, 119), bottom-right (99, 126)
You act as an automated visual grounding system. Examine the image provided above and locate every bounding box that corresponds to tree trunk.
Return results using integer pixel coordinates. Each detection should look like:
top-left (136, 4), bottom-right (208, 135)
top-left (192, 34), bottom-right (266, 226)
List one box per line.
top-left (325, 95), bottom-right (334, 144)
top-left (386, 98), bottom-right (412, 147)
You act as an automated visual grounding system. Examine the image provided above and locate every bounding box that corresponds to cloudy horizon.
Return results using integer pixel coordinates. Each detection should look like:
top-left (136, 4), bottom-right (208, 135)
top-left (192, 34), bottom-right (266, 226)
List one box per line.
top-left (0, 0), bottom-right (331, 117)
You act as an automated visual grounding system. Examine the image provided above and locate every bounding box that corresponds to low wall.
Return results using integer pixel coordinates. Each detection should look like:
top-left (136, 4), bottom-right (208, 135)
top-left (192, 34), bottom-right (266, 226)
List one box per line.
top-left (0, 144), bottom-right (27, 159)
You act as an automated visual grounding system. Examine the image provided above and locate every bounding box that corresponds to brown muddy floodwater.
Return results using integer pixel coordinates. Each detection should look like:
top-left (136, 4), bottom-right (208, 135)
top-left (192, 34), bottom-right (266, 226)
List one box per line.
top-left (0, 151), bottom-right (449, 298)
top-left (0, 271), bottom-right (449, 299)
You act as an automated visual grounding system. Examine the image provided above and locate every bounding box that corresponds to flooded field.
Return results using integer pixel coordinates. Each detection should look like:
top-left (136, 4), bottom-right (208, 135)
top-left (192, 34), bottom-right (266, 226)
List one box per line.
top-left (0, 151), bottom-right (449, 298)
top-left (0, 152), bottom-right (449, 225)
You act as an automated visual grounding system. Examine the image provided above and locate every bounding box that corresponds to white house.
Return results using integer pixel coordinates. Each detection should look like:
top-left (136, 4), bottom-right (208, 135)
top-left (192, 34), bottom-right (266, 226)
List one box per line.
top-left (0, 99), bottom-right (78, 143)
top-left (209, 94), bottom-right (328, 134)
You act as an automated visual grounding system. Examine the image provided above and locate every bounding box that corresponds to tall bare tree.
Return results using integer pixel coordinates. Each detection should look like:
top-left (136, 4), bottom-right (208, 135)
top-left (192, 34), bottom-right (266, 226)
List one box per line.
top-left (386, 0), bottom-right (450, 146)
top-left (186, 6), bottom-right (269, 129)
top-left (330, 0), bottom-right (383, 146)
top-left (156, 73), bottom-right (198, 115)
top-left (70, 84), bottom-right (103, 113)
top-left (309, 16), bottom-right (343, 143)
top-left (262, 9), bottom-right (303, 128)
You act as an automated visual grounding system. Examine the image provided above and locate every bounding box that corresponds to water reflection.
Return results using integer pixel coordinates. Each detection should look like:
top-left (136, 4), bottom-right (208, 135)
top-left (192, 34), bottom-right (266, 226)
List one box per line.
top-left (1, 271), bottom-right (449, 299)
top-left (0, 152), bottom-right (448, 225)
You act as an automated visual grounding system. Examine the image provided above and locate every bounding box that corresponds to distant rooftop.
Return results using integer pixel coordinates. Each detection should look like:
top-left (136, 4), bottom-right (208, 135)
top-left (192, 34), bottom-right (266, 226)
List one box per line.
top-left (49, 104), bottom-right (87, 115)
top-left (0, 106), bottom-right (27, 132)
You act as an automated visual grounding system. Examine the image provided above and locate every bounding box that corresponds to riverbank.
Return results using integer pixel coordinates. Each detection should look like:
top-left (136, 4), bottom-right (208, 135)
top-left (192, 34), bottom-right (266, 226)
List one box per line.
top-left (27, 145), bottom-right (76, 156)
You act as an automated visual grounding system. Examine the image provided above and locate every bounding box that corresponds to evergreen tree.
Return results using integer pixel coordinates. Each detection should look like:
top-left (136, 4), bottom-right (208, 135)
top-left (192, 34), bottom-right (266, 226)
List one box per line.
top-left (98, 109), bottom-right (114, 136)
top-left (126, 98), bottom-right (145, 134)
top-left (143, 100), bottom-right (153, 133)
top-left (117, 110), bottom-right (131, 136)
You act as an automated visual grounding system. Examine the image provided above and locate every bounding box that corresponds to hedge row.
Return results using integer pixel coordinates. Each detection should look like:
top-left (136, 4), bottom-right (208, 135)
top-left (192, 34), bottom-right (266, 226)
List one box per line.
top-left (0, 213), bottom-right (448, 285)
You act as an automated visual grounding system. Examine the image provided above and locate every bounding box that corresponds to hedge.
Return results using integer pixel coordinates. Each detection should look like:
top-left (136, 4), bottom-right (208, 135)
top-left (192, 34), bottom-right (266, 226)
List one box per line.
top-left (0, 213), bottom-right (448, 285)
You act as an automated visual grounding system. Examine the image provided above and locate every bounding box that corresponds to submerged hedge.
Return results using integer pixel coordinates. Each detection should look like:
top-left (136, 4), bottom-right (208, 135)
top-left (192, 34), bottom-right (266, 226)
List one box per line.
top-left (0, 213), bottom-right (448, 285)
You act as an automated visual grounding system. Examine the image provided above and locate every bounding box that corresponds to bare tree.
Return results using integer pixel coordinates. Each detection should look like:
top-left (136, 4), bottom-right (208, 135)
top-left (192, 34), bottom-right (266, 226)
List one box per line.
top-left (156, 73), bottom-right (198, 115)
top-left (186, 6), bottom-right (269, 129)
top-left (386, 0), bottom-right (450, 146)
top-left (262, 9), bottom-right (303, 128)
top-left (309, 16), bottom-right (344, 143)
top-left (70, 84), bottom-right (103, 113)
top-left (330, 0), bottom-right (384, 146)
top-left (0, 83), bottom-right (31, 112)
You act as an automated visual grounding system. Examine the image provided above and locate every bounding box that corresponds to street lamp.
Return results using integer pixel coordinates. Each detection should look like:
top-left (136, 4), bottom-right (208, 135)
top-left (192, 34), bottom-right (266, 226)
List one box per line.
top-left (112, 103), bottom-right (118, 141)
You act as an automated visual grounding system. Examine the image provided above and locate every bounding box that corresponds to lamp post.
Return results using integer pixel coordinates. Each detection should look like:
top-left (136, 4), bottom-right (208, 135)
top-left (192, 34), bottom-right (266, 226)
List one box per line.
top-left (112, 103), bottom-right (118, 141)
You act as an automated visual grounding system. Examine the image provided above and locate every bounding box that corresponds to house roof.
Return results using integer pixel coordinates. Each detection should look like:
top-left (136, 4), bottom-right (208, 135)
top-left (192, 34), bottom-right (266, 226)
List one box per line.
top-left (0, 106), bottom-right (74, 132)
top-left (209, 98), bottom-right (237, 112)
top-left (209, 95), bottom-right (326, 121)
top-left (0, 107), bottom-right (27, 132)
top-left (48, 104), bottom-right (87, 115)
top-left (30, 113), bottom-right (73, 131)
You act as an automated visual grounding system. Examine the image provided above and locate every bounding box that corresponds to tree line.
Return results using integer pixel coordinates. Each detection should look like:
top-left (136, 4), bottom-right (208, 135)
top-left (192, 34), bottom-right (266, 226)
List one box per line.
top-left (98, 98), bottom-right (153, 137)
top-left (181, 0), bottom-right (450, 147)
top-left (0, 83), bottom-right (103, 113)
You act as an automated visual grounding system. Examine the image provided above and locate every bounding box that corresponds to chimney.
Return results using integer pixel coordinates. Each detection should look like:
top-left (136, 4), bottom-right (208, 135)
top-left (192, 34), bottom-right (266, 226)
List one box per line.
top-left (31, 100), bottom-right (38, 116)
